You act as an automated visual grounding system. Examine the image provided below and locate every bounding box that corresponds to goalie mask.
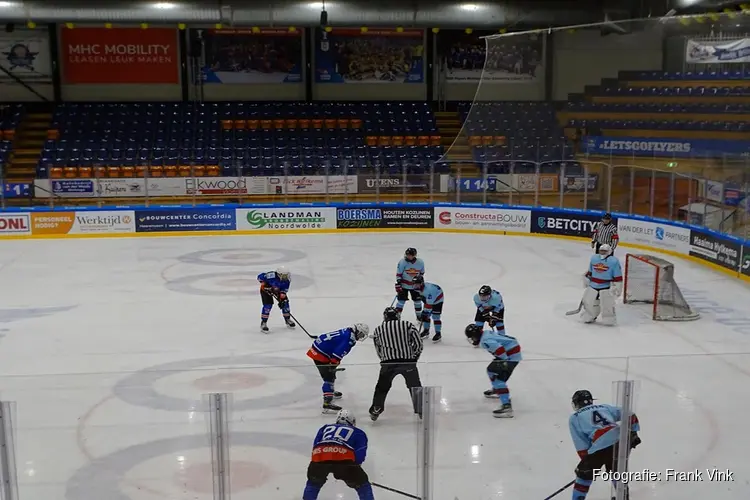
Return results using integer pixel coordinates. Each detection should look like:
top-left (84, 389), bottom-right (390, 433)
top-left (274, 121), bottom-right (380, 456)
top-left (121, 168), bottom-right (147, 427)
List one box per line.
top-left (598, 244), bottom-right (612, 259)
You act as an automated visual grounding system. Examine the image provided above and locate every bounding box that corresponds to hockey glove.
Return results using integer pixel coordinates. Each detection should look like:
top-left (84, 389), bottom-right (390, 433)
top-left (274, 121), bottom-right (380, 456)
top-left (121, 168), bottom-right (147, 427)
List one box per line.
top-left (582, 273), bottom-right (591, 288)
top-left (276, 292), bottom-right (288, 308)
top-left (395, 282), bottom-right (403, 294)
top-left (630, 431), bottom-right (641, 449)
top-left (611, 282), bottom-right (623, 298)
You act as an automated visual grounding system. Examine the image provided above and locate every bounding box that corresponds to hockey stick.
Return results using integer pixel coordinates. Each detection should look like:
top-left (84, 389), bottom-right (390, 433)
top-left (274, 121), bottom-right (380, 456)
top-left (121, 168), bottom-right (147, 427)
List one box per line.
top-left (565, 301), bottom-right (583, 316)
top-left (372, 482), bottom-right (420, 500)
top-left (287, 311), bottom-right (318, 339)
top-left (390, 295), bottom-right (397, 307)
top-left (543, 480), bottom-right (575, 500)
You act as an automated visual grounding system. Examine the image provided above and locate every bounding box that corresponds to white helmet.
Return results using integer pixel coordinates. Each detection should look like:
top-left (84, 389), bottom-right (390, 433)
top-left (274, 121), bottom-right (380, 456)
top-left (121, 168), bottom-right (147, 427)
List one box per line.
top-left (276, 266), bottom-right (290, 281)
top-left (336, 409), bottom-right (356, 426)
top-left (598, 244), bottom-right (612, 258)
top-left (353, 323), bottom-right (369, 341)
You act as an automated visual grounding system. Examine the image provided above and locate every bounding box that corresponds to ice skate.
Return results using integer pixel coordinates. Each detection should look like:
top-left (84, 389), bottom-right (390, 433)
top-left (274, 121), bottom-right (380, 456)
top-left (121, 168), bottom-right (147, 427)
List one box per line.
top-left (285, 317), bottom-right (296, 328)
top-left (492, 403), bottom-right (514, 418)
top-left (260, 320), bottom-right (269, 332)
top-left (484, 389), bottom-right (499, 398)
top-left (431, 333), bottom-right (442, 343)
top-left (333, 391), bottom-right (343, 399)
top-left (322, 397), bottom-right (342, 414)
top-left (369, 406), bottom-right (383, 421)
top-left (420, 328), bottom-right (430, 339)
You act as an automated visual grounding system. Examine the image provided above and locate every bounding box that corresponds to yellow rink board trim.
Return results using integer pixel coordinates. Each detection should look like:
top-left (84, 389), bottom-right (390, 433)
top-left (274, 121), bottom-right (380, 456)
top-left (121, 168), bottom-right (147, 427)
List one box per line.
top-left (2, 226), bottom-right (747, 284)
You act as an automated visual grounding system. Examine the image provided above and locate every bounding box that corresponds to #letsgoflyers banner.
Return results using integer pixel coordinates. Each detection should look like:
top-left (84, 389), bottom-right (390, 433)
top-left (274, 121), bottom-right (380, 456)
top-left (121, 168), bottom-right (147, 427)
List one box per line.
top-left (60, 27), bottom-right (179, 84)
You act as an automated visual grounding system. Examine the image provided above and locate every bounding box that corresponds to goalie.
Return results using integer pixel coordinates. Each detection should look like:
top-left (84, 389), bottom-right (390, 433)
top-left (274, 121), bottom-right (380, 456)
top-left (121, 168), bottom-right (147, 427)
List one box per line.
top-left (581, 244), bottom-right (623, 325)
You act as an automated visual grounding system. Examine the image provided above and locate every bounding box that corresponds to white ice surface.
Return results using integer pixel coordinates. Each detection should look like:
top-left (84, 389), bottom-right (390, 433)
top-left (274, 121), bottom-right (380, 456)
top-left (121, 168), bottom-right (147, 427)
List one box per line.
top-left (0, 232), bottom-right (749, 500)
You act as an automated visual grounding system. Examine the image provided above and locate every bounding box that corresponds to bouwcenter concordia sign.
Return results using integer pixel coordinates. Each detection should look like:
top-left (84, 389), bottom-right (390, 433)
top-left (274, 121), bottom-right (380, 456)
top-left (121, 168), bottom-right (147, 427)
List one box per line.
top-left (60, 27), bottom-right (179, 84)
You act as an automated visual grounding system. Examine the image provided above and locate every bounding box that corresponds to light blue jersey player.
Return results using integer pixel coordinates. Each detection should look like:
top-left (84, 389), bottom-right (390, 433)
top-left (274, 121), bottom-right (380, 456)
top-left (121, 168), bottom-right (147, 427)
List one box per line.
top-left (257, 266), bottom-right (294, 332)
top-left (395, 247), bottom-right (425, 319)
top-left (465, 324), bottom-right (521, 418)
top-left (307, 324), bottom-right (369, 412)
top-left (412, 276), bottom-right (444, 343)
top-left (581, 244), bottom-right (623, 325)
top-left (473, 285), bottom-right (505, 331)
top-left (569, 390), bottom-right (642, 500)
top-left (303, 410), bottom-right (374, 500)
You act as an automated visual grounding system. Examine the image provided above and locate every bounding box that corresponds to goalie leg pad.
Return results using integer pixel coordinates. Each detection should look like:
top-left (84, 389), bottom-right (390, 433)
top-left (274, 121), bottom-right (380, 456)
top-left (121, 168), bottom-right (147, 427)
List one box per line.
top-left (599, 288), bottom-right (617, 325)
top-left (581, 287), bottom-right (600, 323)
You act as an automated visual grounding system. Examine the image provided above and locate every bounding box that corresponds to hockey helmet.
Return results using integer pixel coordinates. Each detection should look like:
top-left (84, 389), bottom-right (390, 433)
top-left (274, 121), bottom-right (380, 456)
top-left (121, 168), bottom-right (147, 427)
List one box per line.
top-left (383, 307), bottom-right (401, 321)
top-left (352, 323), bottom-right (369, 341)
top-left (464, 324), bottom-right (483, 346)
top-left (336, 409), bottom-right (356, 427)
top-left (411, 275), bottom-right (425, 289)
top-left (276, 266), bottom-right (291, 281)
top-left (405, 247), bottom-right (418, 260)
top-left (602, 212), bottom-right (612, 223)
top-left (478, 285), bottom-right (492, 301)
top-left (598, 244), bottom-right (612, 258)
top-left (571, 390), bottom-right (594, 410)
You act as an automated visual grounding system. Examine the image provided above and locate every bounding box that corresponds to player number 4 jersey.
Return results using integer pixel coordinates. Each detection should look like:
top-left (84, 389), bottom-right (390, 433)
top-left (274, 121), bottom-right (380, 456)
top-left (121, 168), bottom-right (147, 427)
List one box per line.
top-left (569, 403), bottom-right (640, 457)
top-left (307, 328), bottom-right (356, 364)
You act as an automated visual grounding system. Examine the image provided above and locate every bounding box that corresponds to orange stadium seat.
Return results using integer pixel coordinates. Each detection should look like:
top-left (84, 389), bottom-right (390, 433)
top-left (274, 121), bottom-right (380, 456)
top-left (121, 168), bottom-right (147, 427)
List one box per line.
top-left (207, 165), bottom-right (220, 176)
top-left (350, 118), bottom-right (362, 129)
top-left (221, 119), bottom-right (233, 130)
top-left (392, 136), bottom-right (404, 146)
top-left (417, 135), bottom-right (430, 146)
top-left (164, 165), bottom-right (178, 177)
top-left (46, 129), bottom-right (59, 140)
top-left (63, 167), bottom-right (77, 178)
top-left (312, 119), bottom-right (323, 129)
top-left (325, 118), bottom-right (337, 129)
top-left (378, 136), bottom-right (391, 146)
top-left (178, 166), bottom-right (192, 177)
top-left (366, 136), bottom-right (378, 146)
top-left (495, 136), bottom-right (506, 145)
top-left (247, 119), bottom-right (259, 130)
top-left (120, 166), bottom-right (135, 177)
top-left (193, 165), bottom-right (206, 177)
top-left (50, 167), bottom-right (63, 178)
top-left (135, 166), bottom-right (147, 177)
top-left (299, 118), bottom-right (310, 128)
top-left (468, 136), bottom-right (482, 146)
top-left (404, 136), bottom-right (417, 146)
top-left (430, 135), bottom-right (441, 146)
top-left (149, 166), bottom-right (164, 177)
top-left (2, 129), bottom-right (14, 140)
top-left (234, 119), bottom-right (246, 129)
top-left (106, 166), bottom-right (120, 177)
top-left (338, 118), bottom-right (349, 128)
top-left (78, 166), bottom-right (92, 178)
top-left (482, 136), bottom-right (494, 146)
top-left (261, 119), bottom-right (272, 130)
top-left (274, 119), bottom-right (285, 129)
top-left (286, 119), bottom-right (298, 129)
top-left (94, 166), bottom-right (107, 178)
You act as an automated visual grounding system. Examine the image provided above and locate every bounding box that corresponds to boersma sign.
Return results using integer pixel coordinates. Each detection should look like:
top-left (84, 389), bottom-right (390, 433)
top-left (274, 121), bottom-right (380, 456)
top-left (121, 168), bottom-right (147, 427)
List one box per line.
top-left (60, 27), bottom-right (179, 84)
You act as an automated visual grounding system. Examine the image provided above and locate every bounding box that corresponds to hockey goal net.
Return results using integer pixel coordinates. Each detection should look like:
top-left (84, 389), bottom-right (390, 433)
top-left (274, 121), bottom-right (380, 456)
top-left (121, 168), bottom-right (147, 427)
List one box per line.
top-left (623, 254), bottom-right (700, 321)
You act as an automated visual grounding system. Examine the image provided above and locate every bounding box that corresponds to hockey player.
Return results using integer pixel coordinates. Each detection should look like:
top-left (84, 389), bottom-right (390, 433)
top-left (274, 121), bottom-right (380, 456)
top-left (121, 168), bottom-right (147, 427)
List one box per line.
top-left (473, 285), bottom-right (505, 331)
top-left (257, 265), bottom-right (294, 332)
top-left (395, 247), bottom-right (425, 319)
top-left (411, 275), bottom-right (444, 343)
top-left (465, 323), bottom-right (521, 418)
top-left (303, 409), bottom-right (374, 500)
top-left (307, 324), bottom-right (370, 413)
top-left (569, 390), bottom-right (642, 500)
top-left (581, 244), bottom-right (623, 325)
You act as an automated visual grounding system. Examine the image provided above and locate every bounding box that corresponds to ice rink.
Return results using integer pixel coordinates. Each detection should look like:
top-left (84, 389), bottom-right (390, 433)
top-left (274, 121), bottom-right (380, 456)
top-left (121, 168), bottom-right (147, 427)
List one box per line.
top-left (0, 231), bottom-right (749, 500)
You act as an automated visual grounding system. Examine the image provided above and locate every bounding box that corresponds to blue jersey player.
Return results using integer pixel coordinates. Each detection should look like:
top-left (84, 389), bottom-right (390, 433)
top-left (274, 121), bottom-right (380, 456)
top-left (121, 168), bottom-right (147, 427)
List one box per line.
top-left (465, 323), bottom-right (521, 418)
top-left (307, 324), bottom-right (369, 413)
top-left (473, 285), bottom-right (505, 332)
top-left (395, 247), bottom-right (425, 319)
top-left (257, 265), bottom-right (294, 332)
top-left (569, 390), bottom-right (642, 500)
top-left (412, 275), bottom-right (444, 343)
top-left (303, 409), bottom-right (374, 500)
top-left (581, 244), bottom-right (623, 325)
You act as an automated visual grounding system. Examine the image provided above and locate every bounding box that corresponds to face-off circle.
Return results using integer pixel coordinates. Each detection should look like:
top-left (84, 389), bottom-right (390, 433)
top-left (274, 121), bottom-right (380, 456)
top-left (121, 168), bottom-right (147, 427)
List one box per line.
top-left (176, 248), bottom-right (307, 267)
top-left (164, 271), bottom-right (314, 297)
top-left (112, 354), bottom-right (318, 412)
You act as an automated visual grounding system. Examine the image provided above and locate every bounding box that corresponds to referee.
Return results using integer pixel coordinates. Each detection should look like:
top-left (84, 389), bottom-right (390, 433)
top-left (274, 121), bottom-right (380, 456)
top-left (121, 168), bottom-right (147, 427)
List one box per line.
top-left (591, 212), bottom-right (618, 254)
top-left (369, 307), bottom-right (423, 422)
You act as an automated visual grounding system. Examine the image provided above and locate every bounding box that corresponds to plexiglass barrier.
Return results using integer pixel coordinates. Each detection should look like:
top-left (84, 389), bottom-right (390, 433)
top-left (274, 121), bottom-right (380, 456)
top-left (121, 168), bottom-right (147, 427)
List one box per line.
top-left (1, 354), bottom-right (746, 499)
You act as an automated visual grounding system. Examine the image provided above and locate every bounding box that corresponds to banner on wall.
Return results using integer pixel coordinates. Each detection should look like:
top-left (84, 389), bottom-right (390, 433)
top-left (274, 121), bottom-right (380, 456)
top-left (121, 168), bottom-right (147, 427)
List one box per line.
top-left (135, 208), bottom-right (235, 232)
top-left (267, 176), bottom-right (357, 194)
top-left (60, 27), bottom-right (179, 84)
top-left (357, 174), bottom-right (437, 194)
top-left (584, 136), bottom-right (750, 158)
top-left (315, 28), bottom-right (424, 83)
top-left (530, 210), bottom-right (607, 238)
top-left (34, 178), bottom-right (269, 198)
top-left (434, 207), bottom-right (530, 232)
top-left (0, 29), bottom-right (52, 82)
top-left (442, 30), bottom-right (542, 82)
top-left (196, 28), bottom-right (302, 84)
top-left (0, 213), bottom-right (30, 234)
top-left (562, 175), bottom-right (598, 193)
top-left (686, 38), bottom-right (750, 64)
top-left (688, 230), bottom-right (742, 271)
top-left (237, 208), bottom-right (337, 231)
top-left (617, 217), bottom-right (691, 255)
top-left (31, 211), bottom-right (135, 235)
top-left (336, 207), bottom-right (433, 229)
top-left (743, 244), bottom-right (750, 277)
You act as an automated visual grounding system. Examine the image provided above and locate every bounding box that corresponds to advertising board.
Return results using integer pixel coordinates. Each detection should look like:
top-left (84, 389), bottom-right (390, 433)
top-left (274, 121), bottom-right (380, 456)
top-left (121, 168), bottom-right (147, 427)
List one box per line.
top-left (31, 211), bottom-right (135, 235)
top-left (530, 210), bottom-right (605, 238)
top-left (336, 207), bottom-right (433, 229)
top-left (743, 244), bottom-right (750, 277)
top-left (237, 208), bottom-right (337, 230)
top-left (434, 207), bottom-right (530, 232)
top-left (267, 176), bottom-right (357, 195)
top-left (0, 213), bottom-right (30, 234)
top-left (35, 177), bottom-right (267, 198)
top-left (357, 175), bottom-right (437, 194)
top-left (688, 230), bottom-right (743, 272)
top-left (135, 209), bottom-right (236, 232)
top-left (616, 217), bottom-right (691, 255)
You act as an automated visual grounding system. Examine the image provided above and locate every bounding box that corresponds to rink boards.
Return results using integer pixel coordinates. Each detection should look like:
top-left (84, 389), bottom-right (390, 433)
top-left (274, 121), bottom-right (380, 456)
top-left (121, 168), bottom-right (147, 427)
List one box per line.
top-left (0, 203), bottom-right (748, 283)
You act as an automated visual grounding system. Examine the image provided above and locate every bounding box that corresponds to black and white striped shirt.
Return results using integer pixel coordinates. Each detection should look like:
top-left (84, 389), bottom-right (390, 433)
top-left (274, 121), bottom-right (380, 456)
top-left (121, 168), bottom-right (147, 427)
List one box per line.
top-left (372, 320), bottom-right (423, 363)
top-left (592, 221), bottom-right (619, 249)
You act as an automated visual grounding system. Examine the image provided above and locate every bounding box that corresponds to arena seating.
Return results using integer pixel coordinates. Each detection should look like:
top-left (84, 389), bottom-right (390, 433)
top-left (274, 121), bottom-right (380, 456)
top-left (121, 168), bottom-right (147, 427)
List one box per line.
top-left (39, 102), bottom-right (446, 178)
top-left (567, 119), bottom-right (749, 132)
top-left (457, 101), bottom-right (579, 174)
top-left (619, 70), bottom-right (750, 81)
top-left (0, 104), bottom-right (22, 175)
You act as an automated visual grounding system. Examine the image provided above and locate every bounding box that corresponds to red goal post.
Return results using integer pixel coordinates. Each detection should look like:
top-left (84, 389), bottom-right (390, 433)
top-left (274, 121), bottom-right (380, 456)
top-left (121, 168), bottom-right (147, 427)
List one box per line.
top-left (623, 254), bottom-right (700, 321)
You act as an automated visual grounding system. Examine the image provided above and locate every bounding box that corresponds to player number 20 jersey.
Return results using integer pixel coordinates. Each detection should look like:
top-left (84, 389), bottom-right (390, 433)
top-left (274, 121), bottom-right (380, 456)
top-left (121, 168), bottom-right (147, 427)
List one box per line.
top-left (311, 423), bottom-right (369, 464)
